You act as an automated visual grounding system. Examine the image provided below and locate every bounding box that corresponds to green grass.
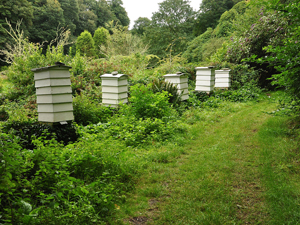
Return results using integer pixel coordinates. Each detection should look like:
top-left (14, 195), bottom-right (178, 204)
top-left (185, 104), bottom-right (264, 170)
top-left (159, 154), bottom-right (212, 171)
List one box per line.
top-left (112, 93), bottom-right (300, 224)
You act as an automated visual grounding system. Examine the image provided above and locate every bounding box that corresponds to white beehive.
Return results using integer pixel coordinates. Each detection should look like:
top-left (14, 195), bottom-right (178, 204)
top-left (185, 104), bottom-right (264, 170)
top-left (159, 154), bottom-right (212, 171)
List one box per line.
top-left (100, 71), bottom-right (128, 107)
top-left (164, 72), bottom-right (189, 101)
top-left (32, 62), bottom-right (74, 123)
top-left (215, 68), bottom-right (231, 89)
top-left (195, 67), bottom-right (215, 93)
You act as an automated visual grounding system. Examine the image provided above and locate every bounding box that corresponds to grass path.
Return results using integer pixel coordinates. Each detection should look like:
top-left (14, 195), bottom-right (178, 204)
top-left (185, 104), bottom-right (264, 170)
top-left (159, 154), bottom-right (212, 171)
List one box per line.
top-left (115, 97), bottom-right (300, 224)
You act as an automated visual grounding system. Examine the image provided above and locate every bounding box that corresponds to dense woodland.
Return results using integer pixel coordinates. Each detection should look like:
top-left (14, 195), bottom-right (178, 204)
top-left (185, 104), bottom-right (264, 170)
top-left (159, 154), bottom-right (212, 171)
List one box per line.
top-left (1, 0), bottom-right (300, 224)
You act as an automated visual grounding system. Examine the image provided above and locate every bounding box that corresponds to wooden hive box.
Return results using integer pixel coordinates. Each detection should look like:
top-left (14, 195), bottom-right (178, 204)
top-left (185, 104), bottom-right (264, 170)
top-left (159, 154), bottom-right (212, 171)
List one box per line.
top-left (195, 67), bottom-right (215, 92)
top-left (215, 68), bottom-right (231, 88)
top-left (32, 63), bottom-right (74, 123)
top-left (164, 72), bottom-right (189, 101)
top-left (100, 71), bottom-right (128, 107)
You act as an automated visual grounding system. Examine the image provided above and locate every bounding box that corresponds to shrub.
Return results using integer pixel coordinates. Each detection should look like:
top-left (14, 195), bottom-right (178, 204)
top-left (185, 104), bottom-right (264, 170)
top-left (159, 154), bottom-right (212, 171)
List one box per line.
top-left (0, 134), bottom-right (132, 224)
top-left (73, 94), bottom-right (113, 126)
top-left (129, 83), bottom-right (173, 120)
top-left (93, 27), bottom-right (110, 57)
top-left (76, 30), bottom-right (95, 57)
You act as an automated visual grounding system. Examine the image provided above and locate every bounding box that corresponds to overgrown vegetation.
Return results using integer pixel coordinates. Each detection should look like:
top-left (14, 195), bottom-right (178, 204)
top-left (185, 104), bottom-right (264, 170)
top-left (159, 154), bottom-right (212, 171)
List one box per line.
top-left (1, 0), bottom-right (300, 223)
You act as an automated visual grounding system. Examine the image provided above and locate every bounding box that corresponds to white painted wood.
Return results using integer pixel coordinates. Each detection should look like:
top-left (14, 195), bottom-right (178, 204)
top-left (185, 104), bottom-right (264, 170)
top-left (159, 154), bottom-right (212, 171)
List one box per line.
top-left (198, 80), bottom-right (215, 86)
top-left (102, 98), bottom-right (128, 105)
top-left (195, 67), bottom-right (215, 93)
top-left (38, 103), bottom-right (73, 113)
top-left (215, 78), bottom-right (230, 83)
top-left (33, 64), bottom-right (74, 123)
top-left (215, 82), bottom-right (231, 88)
top-left (34, 70), bottom-right (70, 80)
top-left (100, 72), bottom-right (129, 107)
top-left (195, 67), bottom-right (215, 76)
top-left (37, 94), bottom-right (73, 104)
top-left (102, 86), bottom-right (128, 93)
top-left (195, 85), bottom-right (214, 92)
top-left (196, 76), bottom-right (215, 81)
top-left (164, 76), bottom-right (188, 84)
top-left (176, 83), bottom-right (188, 89)
top-left (38, 111), bottom-right (74, 123)
top-left (36, 86), bottom-right (72, 95)
top-left (102, 78), bottom-right (128, 87)
top-left (102, 92), bottom-right (128, 100)
top-left (35, 78), bottom-right (71, 88)
top-left (181, 94), bottom-right (189, 101)
top-left (215, 69), bottom-right (231, 88)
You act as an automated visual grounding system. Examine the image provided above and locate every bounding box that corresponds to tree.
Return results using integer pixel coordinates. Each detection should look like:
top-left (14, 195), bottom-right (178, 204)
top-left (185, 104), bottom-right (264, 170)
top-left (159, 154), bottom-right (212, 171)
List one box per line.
top-left (254, 0), bottom-right (300, 102)
top-left (29, 0), bottom-right (65, 44)
top-left (75, 0), bottom-right (98, 35)
top-left (132, 17), bottom-right (151, 36)
top-left (93, 0), bottom-right (116, 28)
top-left (93, 27), bottom-right (110, 57)
top-left (76, 30), bottom-right (95, 57)
top-left (57, 0), bottom-right (79, 34)
top-left (109, 0), bottom-right (130, 27)
top-left (0, 0), bottom-right (33, 62)
top-left (145, 0), bottom-right (195, 58)
top-left (194, 0), bottom-right (243, 36)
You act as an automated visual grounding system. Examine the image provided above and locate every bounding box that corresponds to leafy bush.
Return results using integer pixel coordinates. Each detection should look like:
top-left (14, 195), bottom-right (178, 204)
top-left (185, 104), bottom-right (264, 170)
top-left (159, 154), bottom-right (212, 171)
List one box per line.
top-left (93, 27), bottom-right (110, 57)
top-left (73, 94), bottom-right (113, 126)
top-left (129, 83), bottom-right (173, 120)
top-left (0, 135), bottom-right (132, 224)
top-left (76, 30), bottom-right (95, 57)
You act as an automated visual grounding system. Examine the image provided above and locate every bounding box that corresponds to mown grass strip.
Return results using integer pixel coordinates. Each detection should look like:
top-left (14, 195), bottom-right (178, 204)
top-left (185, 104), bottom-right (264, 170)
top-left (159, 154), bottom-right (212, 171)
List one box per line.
top-left (113, 95), bottom-right (300, 224)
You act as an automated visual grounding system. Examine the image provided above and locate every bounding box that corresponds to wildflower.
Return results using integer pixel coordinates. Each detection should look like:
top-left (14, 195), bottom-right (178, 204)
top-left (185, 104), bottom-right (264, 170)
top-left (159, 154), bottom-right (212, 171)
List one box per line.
top-left (251, 24), bottom-right (256, 30)
top-left (275, 27), bottom-right (280, 32)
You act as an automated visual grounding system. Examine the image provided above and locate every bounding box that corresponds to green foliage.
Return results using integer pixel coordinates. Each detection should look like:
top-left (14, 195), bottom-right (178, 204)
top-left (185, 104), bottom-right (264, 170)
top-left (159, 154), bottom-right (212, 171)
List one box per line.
top-left (76, 0), bottom-right (98, 35)
top-left (150, 79), bottom-right (182, 107)
top-left (29, 0), bottom-right (65, 44)
top-left (93, 27), bottom-right (110, 57)
top-left (0, 0), bottom-right (33, 62)
top-left (58, 0), bottom-right (80, 34)
top-left (73, 94), bottom-right (113, 126)
top-left (183, 28), bottom-right (214, 62)
top-left (194, 0), bottom-right (243, 36)
top-left (0, 106), bottom-right (9, 121)
top-left (76, 30), bottom-right (95, 57)
top-left (0, 133), bottom-right (132, 224)
top-left (109, 0), bottom-right (130, 27)
top-left (184, 1), bottom-right (249, 63)
top-left (93, 0), bottom-right (116, 28)
top-left (144, 0), bottom-right (195, 59)
top-left (252, 0), bottom-right (300, 107)
top-left (132, 17), bottom-right (151, 36)
top-left (2, 121), bottom-right (79, 149)
top-left (102, 22), bottom-right (148, 58)
top-left (129, 83), bottom-right (173, 120)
